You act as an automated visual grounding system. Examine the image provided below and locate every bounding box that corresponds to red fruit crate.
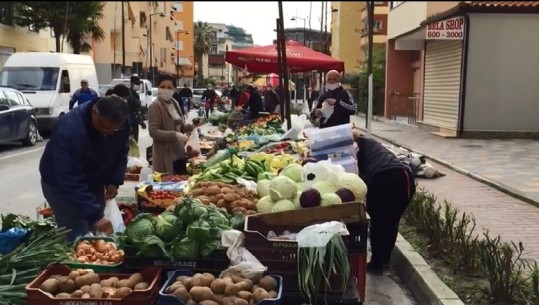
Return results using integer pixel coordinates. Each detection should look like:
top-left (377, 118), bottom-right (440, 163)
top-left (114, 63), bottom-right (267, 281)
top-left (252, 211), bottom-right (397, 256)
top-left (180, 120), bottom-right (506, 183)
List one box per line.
top-left (243, 208), bottom-right (368, 296)
top-left (26, 265), bottom-right (161, 305)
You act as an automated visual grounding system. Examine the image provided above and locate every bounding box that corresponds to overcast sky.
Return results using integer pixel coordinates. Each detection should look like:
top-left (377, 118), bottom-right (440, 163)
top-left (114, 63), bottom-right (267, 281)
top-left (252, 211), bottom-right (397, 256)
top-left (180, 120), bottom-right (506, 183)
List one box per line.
top-left (193, 1), bottom-right (333, 46)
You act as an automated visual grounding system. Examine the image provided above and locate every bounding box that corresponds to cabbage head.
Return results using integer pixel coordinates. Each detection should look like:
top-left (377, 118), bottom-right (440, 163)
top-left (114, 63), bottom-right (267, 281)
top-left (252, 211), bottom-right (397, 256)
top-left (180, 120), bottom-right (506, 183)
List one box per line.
top-left (256, 179), bottom-right (271, 198)
top-left (125, 213), bottom-right (155, 244)
top-left (153, 211), bottom-right (183, 242)
top-left (339, 173), bottom-right (368, 201)
top-left (320, 193), bottom-right (343, 206)
top-left (256, 195), bottom-right (275, 214)
top-left (269, 176), bottom-right (298, 201)
top-left (279, 163), bottom-right (303, 183)
top-left (312, 180), bottom-right (338, 195)
top-left (271, 199), bottom-right (296, 213)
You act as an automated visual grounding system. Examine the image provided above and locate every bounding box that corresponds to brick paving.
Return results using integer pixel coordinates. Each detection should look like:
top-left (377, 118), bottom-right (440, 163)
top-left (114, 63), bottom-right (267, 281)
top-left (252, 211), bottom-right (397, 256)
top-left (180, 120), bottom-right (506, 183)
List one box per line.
top-left (350, 116), bottom-right (539, 260)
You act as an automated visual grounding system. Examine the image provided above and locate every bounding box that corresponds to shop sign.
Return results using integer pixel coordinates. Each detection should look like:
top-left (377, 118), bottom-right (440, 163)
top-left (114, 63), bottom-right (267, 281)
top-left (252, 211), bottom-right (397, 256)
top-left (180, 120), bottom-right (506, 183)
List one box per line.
top-left (426, 16), bottom-right (465, 40)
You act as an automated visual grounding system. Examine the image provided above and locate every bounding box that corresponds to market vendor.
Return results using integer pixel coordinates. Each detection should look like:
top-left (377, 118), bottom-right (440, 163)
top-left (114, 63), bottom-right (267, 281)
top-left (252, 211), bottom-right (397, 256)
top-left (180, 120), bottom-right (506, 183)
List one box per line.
top-left (313, 70), bottom-right (357, 128)
top-left (353, 129), bottom-right (416, 275)
top-left (243, 83), bottom-right (263, 120)
top-left (39, 95), bottom-right (131, 241)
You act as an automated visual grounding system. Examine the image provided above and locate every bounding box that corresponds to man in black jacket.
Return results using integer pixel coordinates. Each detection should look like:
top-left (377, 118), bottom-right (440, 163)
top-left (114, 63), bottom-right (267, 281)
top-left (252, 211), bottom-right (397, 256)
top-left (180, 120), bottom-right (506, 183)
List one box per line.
top-left (243, 84), bottom-right (263, 119)
top-left (127, 75), bottom-right (144, 142)
top-left (313, 70), bottom-right (356, 128)
top-left (353, 130), bottom-right (416, 275)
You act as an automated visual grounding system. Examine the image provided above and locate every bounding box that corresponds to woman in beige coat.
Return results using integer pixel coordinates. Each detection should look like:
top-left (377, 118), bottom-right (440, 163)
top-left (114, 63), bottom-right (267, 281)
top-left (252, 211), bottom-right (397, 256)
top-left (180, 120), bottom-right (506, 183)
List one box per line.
top-left (148, 74), bottom-right (189, 174)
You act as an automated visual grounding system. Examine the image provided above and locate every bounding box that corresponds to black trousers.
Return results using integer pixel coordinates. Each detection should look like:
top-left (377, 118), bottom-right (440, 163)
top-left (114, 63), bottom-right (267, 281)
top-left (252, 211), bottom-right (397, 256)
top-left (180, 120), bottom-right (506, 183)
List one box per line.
top-left (173, 159), bottom-right (188, 175)
top-left (131, 122), bottom-right (139, 143)
top-left (367, 168), bottom-right (415, 267)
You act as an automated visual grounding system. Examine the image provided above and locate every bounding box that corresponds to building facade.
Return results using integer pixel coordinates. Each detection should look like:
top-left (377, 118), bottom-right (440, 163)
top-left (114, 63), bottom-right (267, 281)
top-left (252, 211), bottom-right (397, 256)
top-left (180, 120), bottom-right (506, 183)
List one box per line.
top-left (360, 2), bottom-right (389, 52)
top-left (0, 3), bottom-right (70, 69)
top-left (386, 1), bottom-right (539, 138)
top-left (201, 23), bottom-right (253, 86)
top-left (89, 1), bottom-right (193, 85)
top-left (330, 1), bottom-right (366, 74)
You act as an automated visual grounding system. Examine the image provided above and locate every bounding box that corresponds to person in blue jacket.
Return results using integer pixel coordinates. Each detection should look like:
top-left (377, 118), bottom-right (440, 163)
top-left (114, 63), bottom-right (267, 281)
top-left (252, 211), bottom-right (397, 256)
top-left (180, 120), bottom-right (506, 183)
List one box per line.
top-left (69, 79), bottom-right (99, 110)
top-left (40, 95), bottom-right (131, 240)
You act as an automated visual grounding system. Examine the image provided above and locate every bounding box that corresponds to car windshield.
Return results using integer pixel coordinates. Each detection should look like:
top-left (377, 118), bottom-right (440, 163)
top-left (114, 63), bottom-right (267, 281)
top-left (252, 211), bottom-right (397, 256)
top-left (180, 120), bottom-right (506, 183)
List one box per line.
top-left (0, 67), bottom-right (59, 91)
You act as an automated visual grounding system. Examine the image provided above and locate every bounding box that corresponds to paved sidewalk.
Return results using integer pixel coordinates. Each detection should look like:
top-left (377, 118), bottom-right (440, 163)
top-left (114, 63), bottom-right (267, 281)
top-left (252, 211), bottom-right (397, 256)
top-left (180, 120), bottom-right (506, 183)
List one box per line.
top-left (350, 115), bottom-right (539, 260)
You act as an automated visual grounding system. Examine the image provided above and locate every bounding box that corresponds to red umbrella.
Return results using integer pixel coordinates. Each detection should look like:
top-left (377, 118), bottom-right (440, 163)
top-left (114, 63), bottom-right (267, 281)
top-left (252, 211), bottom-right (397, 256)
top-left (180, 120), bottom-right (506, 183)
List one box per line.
top-left (225, 40), bottom-right (344, 74)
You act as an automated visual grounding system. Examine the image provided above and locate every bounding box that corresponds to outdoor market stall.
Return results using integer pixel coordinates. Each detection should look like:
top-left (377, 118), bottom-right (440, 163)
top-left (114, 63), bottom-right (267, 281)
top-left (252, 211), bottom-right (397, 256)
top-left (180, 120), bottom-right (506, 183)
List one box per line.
top-left (0, 114), bottom-right (371, 305)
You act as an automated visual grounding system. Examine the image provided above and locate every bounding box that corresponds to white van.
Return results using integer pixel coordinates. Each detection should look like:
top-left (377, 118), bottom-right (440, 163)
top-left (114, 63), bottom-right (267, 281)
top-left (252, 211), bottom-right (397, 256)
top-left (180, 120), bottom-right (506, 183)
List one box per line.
top-left (0, 52), bottom-right (98, 133)
top-left (111, 78), bottom-right (153, 108)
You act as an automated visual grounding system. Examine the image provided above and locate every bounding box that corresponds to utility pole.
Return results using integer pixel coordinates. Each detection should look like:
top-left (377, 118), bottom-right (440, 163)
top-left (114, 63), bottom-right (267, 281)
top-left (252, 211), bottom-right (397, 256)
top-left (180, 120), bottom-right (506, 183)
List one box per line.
top-left (366, 1), bottom-right (375, 135)
top-left (276, 18), bottom-right (284, 119)
top-left (318, 1), bottom-right (324, 90)
top-left (278, 1), bottom-right (292, 130)
top-left (121, 1), bottom-right (126, 76)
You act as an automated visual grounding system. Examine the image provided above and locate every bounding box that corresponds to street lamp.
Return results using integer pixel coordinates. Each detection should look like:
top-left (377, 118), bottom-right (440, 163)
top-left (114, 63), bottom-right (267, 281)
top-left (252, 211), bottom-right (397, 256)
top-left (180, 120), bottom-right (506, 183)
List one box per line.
top-left (148, 12), bottom-right (165, 86)
top-left (291, 16), bottom-right (307, 104)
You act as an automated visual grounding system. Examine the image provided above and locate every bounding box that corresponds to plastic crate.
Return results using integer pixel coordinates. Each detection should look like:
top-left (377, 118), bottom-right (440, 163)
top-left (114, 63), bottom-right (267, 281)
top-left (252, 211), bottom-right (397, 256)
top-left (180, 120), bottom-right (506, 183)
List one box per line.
top-left (159, 270), bottom-right (283, 305)
top-left (243, 215), bottom-right (368, 293)
top-left (26, 265), bottom-right (161, 305)
top-left (63, 236), bottom-right (124, 272)
top-left (122, 244), bottom-right (229, 274)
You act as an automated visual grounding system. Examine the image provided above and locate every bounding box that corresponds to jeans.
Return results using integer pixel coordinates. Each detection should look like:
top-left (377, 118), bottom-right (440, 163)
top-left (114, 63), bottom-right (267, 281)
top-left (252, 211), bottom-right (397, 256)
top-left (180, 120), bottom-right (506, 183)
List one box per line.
top-left (41, 180), bottom-right (105, 241)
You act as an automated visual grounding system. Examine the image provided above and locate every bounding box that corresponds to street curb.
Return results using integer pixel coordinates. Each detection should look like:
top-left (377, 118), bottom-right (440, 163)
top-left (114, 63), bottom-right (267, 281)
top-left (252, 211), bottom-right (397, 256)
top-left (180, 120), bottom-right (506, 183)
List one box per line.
top-left (391, 234), bottom-right (465, 305)
top-left (355, 123), bottom-right (539, 210)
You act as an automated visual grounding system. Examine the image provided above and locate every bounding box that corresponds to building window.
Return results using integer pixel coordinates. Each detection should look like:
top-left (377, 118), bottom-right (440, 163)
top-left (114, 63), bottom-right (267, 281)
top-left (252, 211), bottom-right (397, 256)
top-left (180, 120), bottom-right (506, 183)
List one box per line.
top-left (0, 2), bottom-right (13, 26)
top-left (50, 27), bottom-right (55, 38)
top-left (139, 12), bottom-right (147, 28)
top-left (390, 1), bottom-right (405, 9)
top-left (176, 40), bottom-right (184, 51)
top-left (374, 1), bottom-right (384, 4)
top-left (373, 20), bottom-right (383, 32)
top-left (172, 3), bottom-right (183, 12)
top-left (160, 48), bottom-right (166, 67)
top-left (210, 44), bottom-right (218, 54)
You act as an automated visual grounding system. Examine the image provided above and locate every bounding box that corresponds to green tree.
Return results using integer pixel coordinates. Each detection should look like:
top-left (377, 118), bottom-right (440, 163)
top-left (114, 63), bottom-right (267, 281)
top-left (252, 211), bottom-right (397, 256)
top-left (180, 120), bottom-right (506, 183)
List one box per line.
top-left (65, 2), bottom-right (106, 54)
top-left (13, 1), bottom-right (105, 54)
top-left (194, 21), bottom-right (214, 86)
top-left (356, 49), bottom-right (386, 115)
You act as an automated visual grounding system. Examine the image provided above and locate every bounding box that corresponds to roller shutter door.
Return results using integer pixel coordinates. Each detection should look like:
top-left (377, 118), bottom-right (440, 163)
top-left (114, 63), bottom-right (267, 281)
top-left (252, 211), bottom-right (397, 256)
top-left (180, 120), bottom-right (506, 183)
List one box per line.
top-left (423, 40), bottom-right (463, 129)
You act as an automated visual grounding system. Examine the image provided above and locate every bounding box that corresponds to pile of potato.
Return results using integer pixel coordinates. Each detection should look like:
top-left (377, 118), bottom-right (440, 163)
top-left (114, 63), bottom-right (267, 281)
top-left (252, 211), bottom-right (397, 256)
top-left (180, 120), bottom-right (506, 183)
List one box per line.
top-left (190, 182), bottom-right (259, 215)
top-left (163, 272), bottom-right (279, 305)
top-left (39, 268), bottom-right (150, 299)
top-left (71, 239), bottom-right (125, 265)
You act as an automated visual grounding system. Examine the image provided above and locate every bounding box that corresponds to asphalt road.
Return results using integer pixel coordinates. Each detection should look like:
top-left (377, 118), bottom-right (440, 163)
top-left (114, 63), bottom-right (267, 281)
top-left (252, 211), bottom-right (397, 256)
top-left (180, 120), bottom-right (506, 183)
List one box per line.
top-left (0, 113), bottom-right (418, 305)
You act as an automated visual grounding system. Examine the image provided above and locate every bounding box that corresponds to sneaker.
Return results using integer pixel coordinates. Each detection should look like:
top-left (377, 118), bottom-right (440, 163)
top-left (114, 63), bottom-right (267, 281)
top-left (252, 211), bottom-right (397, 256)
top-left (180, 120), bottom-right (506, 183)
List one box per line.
top-left (366, 261), bottom-right (384, 276)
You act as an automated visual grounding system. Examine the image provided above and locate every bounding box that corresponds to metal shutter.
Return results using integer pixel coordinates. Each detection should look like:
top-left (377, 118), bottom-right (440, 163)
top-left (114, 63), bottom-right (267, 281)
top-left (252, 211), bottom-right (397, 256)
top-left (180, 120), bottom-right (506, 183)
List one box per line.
top-left (423, 40), bottom-right (463, 129)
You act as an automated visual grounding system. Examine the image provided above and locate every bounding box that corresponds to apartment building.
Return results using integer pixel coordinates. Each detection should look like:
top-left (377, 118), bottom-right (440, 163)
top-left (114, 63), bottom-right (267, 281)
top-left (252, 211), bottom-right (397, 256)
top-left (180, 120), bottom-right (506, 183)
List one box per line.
top-left (201, 23), bottom-right (253, 86)
top-left (0, 3), bottom-right (70, 69)
top-left (359, 2), bottom-right (389, 52)
top-left (330, 2), bottom-right (366, 74)
top-left (89, 1), bottom-right (194, 85)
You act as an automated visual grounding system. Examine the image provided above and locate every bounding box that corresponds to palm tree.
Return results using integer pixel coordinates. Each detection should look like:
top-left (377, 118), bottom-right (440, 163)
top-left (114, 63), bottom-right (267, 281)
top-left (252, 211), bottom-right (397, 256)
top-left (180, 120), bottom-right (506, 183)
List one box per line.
top-left (65, 2), bottom-right (106, 54)
top-left (194, 21), bottom-right (214, 86)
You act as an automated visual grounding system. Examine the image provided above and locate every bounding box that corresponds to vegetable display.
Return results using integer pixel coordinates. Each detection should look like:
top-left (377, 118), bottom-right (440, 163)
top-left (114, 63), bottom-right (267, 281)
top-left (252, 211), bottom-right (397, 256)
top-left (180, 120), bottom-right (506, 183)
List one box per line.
top-left (189, 182), bottom-right (258, 215)
top-left (123, 198), bottom-right (244, 261)
top-left (38, 269), bottom-right (147, 299)
top-left (163, 272), bottom-right (279, 305)
top-left (192, 155), bottom-right (266, 184)
top-left (70, 239), bottom-right (124, 265)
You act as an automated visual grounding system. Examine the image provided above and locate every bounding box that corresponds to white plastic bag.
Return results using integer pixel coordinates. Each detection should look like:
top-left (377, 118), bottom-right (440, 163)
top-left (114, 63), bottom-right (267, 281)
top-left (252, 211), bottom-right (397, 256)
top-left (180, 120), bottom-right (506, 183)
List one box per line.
top-left (104, 199), bottom-right (126, 233)
top-left (127, 157), bottom-right (149, 169)
top-left (220, 230), bottom-right (267, 282)
top-left (236, 177), bottom-right (257, 193)
top-left (320, 101), bottom-right (335, 123)
top-left (185, 131), bottom-right (201, 156)
top-left (296, 221), bottom-right (350, 248)
top-left (302, 101), bottom-right (310, 115)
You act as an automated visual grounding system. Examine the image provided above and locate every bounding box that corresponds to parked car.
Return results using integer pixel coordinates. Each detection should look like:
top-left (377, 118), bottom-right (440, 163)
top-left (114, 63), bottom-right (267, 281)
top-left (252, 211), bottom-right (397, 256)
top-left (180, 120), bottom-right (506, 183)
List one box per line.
top-left (98, 84), bottom-right (113, 97)
top-left (0, 86), bottom-right (39, 146)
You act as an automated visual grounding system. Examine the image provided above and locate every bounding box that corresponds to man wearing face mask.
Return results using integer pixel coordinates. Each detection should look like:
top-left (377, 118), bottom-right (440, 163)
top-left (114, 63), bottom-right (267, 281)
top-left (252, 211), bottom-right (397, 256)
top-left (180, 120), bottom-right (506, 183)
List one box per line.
top-left (127, 75), bottom-right (144, 142)
top-left (313, 70), bottom-right (357, 128)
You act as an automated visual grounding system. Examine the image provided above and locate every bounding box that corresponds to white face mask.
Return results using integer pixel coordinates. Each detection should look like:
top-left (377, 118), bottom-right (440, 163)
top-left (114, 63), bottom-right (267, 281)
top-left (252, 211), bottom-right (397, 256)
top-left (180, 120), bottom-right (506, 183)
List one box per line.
top-left (158, 88), bottom-right (174, 101)
top-left (133, 84), bottom-right (140, 91)
top-left (326, 83), bottom-right (340, 91)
